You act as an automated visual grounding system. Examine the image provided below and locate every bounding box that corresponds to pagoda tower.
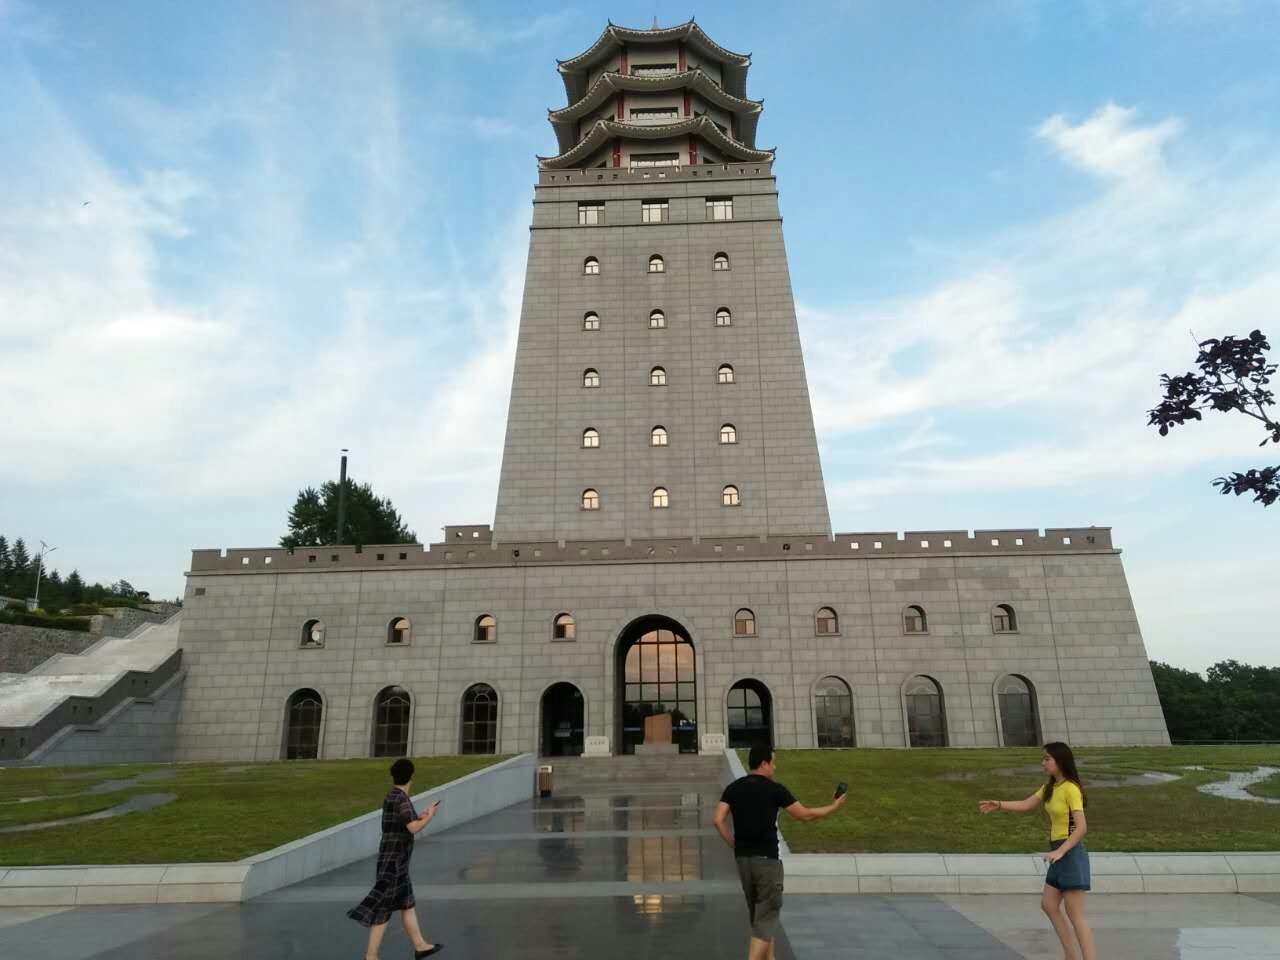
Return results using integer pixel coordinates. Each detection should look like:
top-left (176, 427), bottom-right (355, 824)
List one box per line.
top-left (493, 20), bottom-right (831, 543)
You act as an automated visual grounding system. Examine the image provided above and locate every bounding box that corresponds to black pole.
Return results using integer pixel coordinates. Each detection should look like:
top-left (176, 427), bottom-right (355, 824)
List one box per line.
top-left (335, 449), bottom-right (348, 545)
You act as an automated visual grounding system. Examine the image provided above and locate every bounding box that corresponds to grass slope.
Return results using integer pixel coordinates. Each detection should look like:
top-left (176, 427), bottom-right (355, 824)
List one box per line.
top-left (0, 756), bottom-right (502, 866)
top-left (762, 746), bottom-right (1280, 854)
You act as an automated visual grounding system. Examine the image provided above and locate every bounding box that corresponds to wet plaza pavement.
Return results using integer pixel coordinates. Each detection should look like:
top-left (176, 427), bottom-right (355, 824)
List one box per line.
top-left (2, 780), bottom-right (1279, 958)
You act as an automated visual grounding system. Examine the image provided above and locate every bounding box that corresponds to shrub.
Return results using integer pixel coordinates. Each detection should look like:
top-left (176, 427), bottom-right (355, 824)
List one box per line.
top-left (0, 609), bottom-right (92, 632)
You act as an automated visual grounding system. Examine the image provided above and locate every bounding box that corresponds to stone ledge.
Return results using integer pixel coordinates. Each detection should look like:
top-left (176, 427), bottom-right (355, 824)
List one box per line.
top-left (0, 753), bottom-right (536, 906)
top-left (781, 851), bottom-right (1280, 895)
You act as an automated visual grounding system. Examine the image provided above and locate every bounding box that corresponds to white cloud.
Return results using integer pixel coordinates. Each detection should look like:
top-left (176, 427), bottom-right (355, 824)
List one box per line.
top-left (1036, 102), bottom-right (1183, 180)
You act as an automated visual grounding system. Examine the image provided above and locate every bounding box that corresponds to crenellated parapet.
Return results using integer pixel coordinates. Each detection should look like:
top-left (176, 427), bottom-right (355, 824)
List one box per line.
top-left (188, 526), bottom-right (1116, 575)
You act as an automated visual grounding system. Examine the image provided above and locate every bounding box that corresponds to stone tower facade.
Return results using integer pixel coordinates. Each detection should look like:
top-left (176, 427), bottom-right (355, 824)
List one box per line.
top-left (493, 21), bottom-right (831, 543)
top-left (163, 21), bottom-right (1170, 768)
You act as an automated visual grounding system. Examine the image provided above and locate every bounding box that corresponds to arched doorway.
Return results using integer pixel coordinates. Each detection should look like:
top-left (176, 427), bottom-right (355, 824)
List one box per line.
top-left (727, 679), bottom-right (772, 751)
top-left (616, 616), bottom-right (698, 754)
top-left (540, 682), bottom-right (585, 756)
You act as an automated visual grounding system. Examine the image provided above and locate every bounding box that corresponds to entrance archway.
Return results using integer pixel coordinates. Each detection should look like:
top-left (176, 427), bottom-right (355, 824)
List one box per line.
top-left (540, 682), bottom-right (585, 756)
top-left (727, 679), bottom-right (772, 751)
top-left (616, 615), bottom-right (698, 754)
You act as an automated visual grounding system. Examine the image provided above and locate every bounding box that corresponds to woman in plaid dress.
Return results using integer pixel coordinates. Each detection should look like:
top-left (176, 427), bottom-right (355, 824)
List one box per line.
top-left (349, 758), bottom-right (443, 959)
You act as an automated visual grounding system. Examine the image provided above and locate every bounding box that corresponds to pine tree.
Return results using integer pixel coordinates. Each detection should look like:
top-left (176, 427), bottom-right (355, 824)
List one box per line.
top-left (0, 535), bottom-right (10, 574)
top-left (66, 570), bottom-right (85, 604)
top-left (11, 538), bottom-right (29, 572)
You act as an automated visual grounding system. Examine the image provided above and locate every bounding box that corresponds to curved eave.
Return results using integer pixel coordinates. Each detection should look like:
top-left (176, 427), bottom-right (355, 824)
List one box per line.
top-left (537, 116), bottom-right (774, 171)
top-left (558, 21), bottom-right (751, 102)
top-left (547, 70), bottom-right (764, 154)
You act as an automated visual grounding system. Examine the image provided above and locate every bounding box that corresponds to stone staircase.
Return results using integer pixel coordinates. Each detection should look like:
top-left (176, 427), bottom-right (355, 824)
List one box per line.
top-left (0, 611), bottom-right (183, 764)
top-left (540, 753), bottom-right (726, 790)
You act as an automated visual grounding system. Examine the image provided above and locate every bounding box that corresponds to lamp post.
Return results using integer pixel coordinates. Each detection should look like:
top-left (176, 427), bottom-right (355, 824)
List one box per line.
top-left (32, 541), bottom-right (57, 611)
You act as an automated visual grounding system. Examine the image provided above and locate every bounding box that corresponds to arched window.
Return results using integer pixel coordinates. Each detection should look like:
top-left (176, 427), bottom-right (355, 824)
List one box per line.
top-left (903, 605), bottom-right (928, 634)
top-left (717, 363), bottom-right (735, 384)
top-left (993, 604), bottom-right (1018, 633)
top-left (301, 619), bottom-right (325, 647)
top-left (650, 366), bottom-right (667, 386)
top-left (372, 686), bottom-right (411, 757)
top-left (719, 423), bottom-right (737, 444)
top-left (583, 256), bottom-right (600, 275)
top-left (474, 614), bottom-right (497, 643)
top-left (997, 675), bottom-right (1040, 747)
top-left (554, 613), bottom-right (576, 640)
top-left (716, 307), bottom-right (732, 327)
top-left (582, 427), bottom-right (600, 448)
top-left (581, 488), bottom-right (600, 510)
top-left (284, 688), bottom-right (323, 759)
top-left (652, 486), bottom-right (670, 508)
top-left (387, 617), bottom-right (411, 645)
top-left (905, 676), bottom-right (947, 747)
top-left (814, 676), bottom-right (854, 748)
top-left (583, 311), bottom-right (600, 331)
top-left (713, 252), bottom-right (730, 271)
top-left (734, 608), bottom-right (756, 637)
top-left (815, 606), bottom-right (839, 635)
top-left (651, 425), bottom-right (669, 446)
top-left (648, 254), bottom-right (665, 273)
top-left (461, 683), bottom-right (498, 754)
top-left (721, 484), bottom-right (740, 506)
top-left (583, 368), bottom-right (600, 388)
top-left (649, 309), bottom-right (666, 329)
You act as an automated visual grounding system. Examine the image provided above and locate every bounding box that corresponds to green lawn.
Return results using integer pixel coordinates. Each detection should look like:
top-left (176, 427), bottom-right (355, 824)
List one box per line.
top-left (760, 746), bottom-right (1280, 854)
top-left (1246, 770), bottom-right (1280, 800)
top-left (0, 756), bottom-right (503, 866)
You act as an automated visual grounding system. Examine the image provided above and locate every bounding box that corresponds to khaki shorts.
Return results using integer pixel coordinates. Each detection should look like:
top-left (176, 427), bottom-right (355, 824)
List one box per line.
top-left (736, 856), bottom-right (784, 941)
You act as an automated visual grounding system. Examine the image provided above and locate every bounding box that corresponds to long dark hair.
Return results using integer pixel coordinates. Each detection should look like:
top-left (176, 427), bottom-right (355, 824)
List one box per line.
top-left (1043, 741), bottom-right (1086, 807)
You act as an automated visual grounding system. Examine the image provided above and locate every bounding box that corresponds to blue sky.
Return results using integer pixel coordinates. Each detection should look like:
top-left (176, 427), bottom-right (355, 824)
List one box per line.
top-left (2, 1), bottom-right (1278, 670)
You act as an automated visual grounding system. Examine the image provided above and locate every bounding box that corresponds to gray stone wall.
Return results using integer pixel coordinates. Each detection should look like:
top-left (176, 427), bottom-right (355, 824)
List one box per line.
top-left (493, 164), bottom-right (831, 543)
top-left (173, 546), bottom-right (1168, 763)
top-left (0, 624), bottom-right (97, 674)
top-left (28, 673), bottom-right (184, 766)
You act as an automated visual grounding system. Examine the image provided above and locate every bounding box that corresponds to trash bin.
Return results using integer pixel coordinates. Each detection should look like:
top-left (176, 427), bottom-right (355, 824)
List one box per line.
top-left (537, 764), bottom-right (553, 798)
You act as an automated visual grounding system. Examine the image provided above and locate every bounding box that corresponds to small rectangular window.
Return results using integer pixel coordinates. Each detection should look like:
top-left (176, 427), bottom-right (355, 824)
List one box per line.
top-left (706, 197), bottom-right (734, 221)
top-left (578, 202), bottom-right (604, 225)
top-left (641, 200), bottom-right (669, 223)
top-left (630, 107), bottom-right (679, 121)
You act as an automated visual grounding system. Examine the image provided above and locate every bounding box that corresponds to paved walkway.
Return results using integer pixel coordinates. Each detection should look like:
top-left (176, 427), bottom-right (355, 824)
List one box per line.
top-left (2, 781), bottom-right (1279, 958)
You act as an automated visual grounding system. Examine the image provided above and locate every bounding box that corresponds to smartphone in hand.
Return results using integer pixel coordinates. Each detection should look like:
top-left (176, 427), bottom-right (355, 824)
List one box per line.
top-left (833, 782), bottom-right (848, 799)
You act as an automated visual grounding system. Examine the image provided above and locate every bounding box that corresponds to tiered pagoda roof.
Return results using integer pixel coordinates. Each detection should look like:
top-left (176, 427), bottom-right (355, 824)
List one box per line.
top-left (540, 19), bottom-right (773, 171)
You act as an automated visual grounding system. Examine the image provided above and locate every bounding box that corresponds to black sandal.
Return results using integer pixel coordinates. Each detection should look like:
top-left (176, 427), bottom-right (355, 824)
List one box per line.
top-left (414, 946), bottom-right (444, 958)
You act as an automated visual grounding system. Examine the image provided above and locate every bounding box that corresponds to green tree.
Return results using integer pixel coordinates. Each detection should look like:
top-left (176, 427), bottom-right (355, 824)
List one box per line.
top-left (281, 478), bottom-right (417, 549)
top-left (0, 535), bottom-right (10, 575)
top-left (1148, 329), bottom-right (1279, 505)
top-left (65, 569), bottom-right (85, 604)
top-left (11, 538), bottom-right (29, 573)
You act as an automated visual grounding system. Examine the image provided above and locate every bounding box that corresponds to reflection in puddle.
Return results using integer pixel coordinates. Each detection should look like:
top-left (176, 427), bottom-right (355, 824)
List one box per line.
top-left (625, 835), bottom-right (702, 882)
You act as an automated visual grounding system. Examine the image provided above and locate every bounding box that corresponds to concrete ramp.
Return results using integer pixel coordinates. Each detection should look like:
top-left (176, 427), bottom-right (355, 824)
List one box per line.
top-left (0, 612), bottom-right (183, 765)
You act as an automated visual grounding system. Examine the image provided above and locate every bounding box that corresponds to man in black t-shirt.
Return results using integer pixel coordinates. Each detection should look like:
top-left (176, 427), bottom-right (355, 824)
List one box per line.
top-left (714, 745), bottom-right (846, 960)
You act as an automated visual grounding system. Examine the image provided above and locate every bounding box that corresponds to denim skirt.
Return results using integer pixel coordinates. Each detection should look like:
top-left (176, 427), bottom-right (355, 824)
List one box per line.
top-left (1045, 840), bottom-right (1091, 891)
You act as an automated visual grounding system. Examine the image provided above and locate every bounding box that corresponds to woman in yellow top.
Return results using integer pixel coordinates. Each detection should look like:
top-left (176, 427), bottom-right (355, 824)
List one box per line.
top-left (980, 741), bottom-right (1096, 960)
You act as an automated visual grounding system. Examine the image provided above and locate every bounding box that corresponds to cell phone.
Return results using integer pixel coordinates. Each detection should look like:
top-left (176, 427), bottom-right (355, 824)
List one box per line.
top-left (834, 782), bottom-right (848, 799)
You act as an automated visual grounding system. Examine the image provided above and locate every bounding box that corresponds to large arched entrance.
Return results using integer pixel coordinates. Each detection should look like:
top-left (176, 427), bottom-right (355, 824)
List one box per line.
top-left (616, 616), bottom-right (698, 754)
top-left (540, 682), bottom-right (585, 757)
top-left (727, 679), bottom-right (772, 751)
